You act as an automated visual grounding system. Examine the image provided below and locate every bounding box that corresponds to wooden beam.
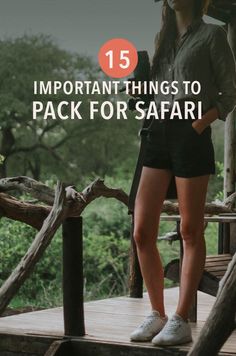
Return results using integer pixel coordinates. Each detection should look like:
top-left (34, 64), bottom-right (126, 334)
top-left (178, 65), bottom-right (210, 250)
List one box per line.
top-left (224, 18), bottom-right (236, 200)
top-left (44, 340), bottom-right (72, 356)
top-left (62, 217), bottom-right (85, 336)
top-left (165, 259), bottom-right (219, 297)
top-left (70, 338), bottom-right (188, 356)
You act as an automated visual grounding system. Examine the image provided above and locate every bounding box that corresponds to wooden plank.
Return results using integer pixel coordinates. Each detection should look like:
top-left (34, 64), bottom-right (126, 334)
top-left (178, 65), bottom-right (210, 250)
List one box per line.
top-left (205, 260), bottom-right (231, 266)
top-left (205, 254), bottom-right (231, 260)
top-left (205, 266), bottom-right (228, 272)
top-left (213, 273), bottom-right (227, 278)
top-left (0, 288), bottom-right (235, 355)
top-left (205, 261), bottom-right (231, 266)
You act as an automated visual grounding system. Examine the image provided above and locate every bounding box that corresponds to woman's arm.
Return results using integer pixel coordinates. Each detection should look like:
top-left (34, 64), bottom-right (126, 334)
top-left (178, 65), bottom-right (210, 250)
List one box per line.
top-left (208, 26), bottom-right (236, 121)
top-left (192, 107), bottom-right (219, 134)
top-left (192, 26), bottom-right (236, 134)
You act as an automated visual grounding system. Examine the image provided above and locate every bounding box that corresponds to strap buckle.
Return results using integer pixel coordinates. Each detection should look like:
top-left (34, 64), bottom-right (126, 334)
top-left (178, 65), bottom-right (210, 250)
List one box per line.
top-left (138, 127), bottom-right (150, 137)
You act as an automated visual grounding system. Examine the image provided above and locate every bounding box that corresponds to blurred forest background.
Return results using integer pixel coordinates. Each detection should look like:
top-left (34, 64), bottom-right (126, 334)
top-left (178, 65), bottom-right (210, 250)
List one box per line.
top-left (0, 35), bottom-right (225, 310)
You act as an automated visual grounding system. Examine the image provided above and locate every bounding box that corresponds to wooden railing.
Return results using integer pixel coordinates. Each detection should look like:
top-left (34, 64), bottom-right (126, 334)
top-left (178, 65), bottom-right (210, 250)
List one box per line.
top-left (61, 206), bottom-right (236, 337)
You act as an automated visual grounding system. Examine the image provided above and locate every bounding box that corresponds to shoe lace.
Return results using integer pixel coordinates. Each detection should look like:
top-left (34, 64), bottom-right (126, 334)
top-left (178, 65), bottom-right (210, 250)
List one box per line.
top-left (139, 314), bottom-right (157, 330)
top-left (164, 318), bottom-right (182, 333)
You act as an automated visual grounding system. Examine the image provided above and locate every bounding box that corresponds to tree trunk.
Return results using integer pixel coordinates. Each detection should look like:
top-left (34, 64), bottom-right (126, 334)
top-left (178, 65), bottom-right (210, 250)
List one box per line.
top-left (188, 253), bottom-right (236, 356)
top-left (224, 18), bottom-right (236, 200)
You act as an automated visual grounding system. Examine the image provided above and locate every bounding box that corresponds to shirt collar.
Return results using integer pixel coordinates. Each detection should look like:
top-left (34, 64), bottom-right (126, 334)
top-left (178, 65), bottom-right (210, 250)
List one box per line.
top-left (178, 17), bottom-right (203, 40)
top-left (186, 17), bottom-right (203, 34)
top-left (173, 16), bottom-right (203, 54)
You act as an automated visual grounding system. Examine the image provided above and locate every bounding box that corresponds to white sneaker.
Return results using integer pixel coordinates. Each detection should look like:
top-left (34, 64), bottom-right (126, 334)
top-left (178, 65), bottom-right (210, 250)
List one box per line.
top-left (130, 310), bottom-right (168, 342)
top-left (152, 313), bottom-right (192, 346)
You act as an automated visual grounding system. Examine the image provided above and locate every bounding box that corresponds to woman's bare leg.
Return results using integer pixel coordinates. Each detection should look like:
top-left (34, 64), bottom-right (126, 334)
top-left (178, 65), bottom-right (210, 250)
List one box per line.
top-left (133, 167), bottom-right (173, 317)
top-left (175, 175), bottom-right (210, 320)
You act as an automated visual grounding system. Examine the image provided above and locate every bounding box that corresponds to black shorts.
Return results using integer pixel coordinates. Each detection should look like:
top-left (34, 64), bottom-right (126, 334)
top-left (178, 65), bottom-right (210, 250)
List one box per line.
top-left (142, 112), bottom-right (216, 178)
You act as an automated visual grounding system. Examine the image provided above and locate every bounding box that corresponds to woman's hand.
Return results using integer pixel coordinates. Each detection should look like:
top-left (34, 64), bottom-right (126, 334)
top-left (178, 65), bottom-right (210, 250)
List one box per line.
top-left (191, 107), bottom-right (219, 134)
top-left (191, 120), bottom-right (206, 135)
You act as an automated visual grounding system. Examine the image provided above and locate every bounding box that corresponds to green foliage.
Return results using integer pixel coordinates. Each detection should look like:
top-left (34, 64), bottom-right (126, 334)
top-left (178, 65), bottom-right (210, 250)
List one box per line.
top-left (84, 234), bottom-right (130, 300)
top-left (0, 219), bottom-right (63, 308)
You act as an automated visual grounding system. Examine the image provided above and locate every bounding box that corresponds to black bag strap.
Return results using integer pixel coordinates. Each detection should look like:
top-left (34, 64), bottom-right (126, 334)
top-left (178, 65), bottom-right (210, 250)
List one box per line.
top-left (127, 125), bottom-right (150, 215)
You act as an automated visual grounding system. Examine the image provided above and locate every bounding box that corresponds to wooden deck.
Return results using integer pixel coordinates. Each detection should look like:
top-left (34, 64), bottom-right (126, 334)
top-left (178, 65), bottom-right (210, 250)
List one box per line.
top-left (0, 287), bottom-right (235, 355)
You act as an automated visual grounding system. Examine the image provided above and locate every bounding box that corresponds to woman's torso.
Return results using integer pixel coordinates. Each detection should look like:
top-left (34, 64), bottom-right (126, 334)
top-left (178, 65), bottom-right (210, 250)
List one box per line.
top-left (153, 18), bottom-right (225, 116)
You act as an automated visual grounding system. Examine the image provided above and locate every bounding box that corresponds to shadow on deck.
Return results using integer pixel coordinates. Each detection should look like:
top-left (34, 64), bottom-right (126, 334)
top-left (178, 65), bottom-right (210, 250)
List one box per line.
top-left (0, 287), bottom-right (235, 356)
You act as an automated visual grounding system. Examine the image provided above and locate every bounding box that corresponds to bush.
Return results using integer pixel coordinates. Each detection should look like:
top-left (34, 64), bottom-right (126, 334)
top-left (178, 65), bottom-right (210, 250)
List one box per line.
top-left (83, 234), bottom-right (130, 300)
top-left (0, 219), bottom-right (63, 308)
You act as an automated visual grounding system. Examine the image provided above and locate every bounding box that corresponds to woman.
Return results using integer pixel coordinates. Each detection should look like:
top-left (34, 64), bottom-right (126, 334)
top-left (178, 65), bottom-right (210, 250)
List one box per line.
top-left (130, 0), bottom-right (236, 346)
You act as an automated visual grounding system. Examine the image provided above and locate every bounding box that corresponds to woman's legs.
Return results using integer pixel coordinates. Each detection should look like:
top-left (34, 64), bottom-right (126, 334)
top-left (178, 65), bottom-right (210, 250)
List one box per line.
top-left (175, 175), bottom-right (210, 320)
top-left (133, 167), bottom-right (173, 317)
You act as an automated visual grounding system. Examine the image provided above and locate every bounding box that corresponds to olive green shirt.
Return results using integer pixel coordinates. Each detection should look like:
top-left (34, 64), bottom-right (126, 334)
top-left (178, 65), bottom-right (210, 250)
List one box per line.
top-left (153, 17), bottom-right (236, 121)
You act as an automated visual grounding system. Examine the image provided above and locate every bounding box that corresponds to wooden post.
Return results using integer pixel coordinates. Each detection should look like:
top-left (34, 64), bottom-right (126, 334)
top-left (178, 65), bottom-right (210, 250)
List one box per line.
top-left (62, 216), bottom-right (85, 336)
top-left (224, 18), bottom-right (236, 200)
top-left (129, 214), bottom-right (143, 298)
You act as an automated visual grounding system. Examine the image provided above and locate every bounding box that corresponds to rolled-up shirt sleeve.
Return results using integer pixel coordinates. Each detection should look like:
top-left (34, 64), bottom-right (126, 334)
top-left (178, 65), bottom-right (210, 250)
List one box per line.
top-left (209, 26), bottom-right (236, 121)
